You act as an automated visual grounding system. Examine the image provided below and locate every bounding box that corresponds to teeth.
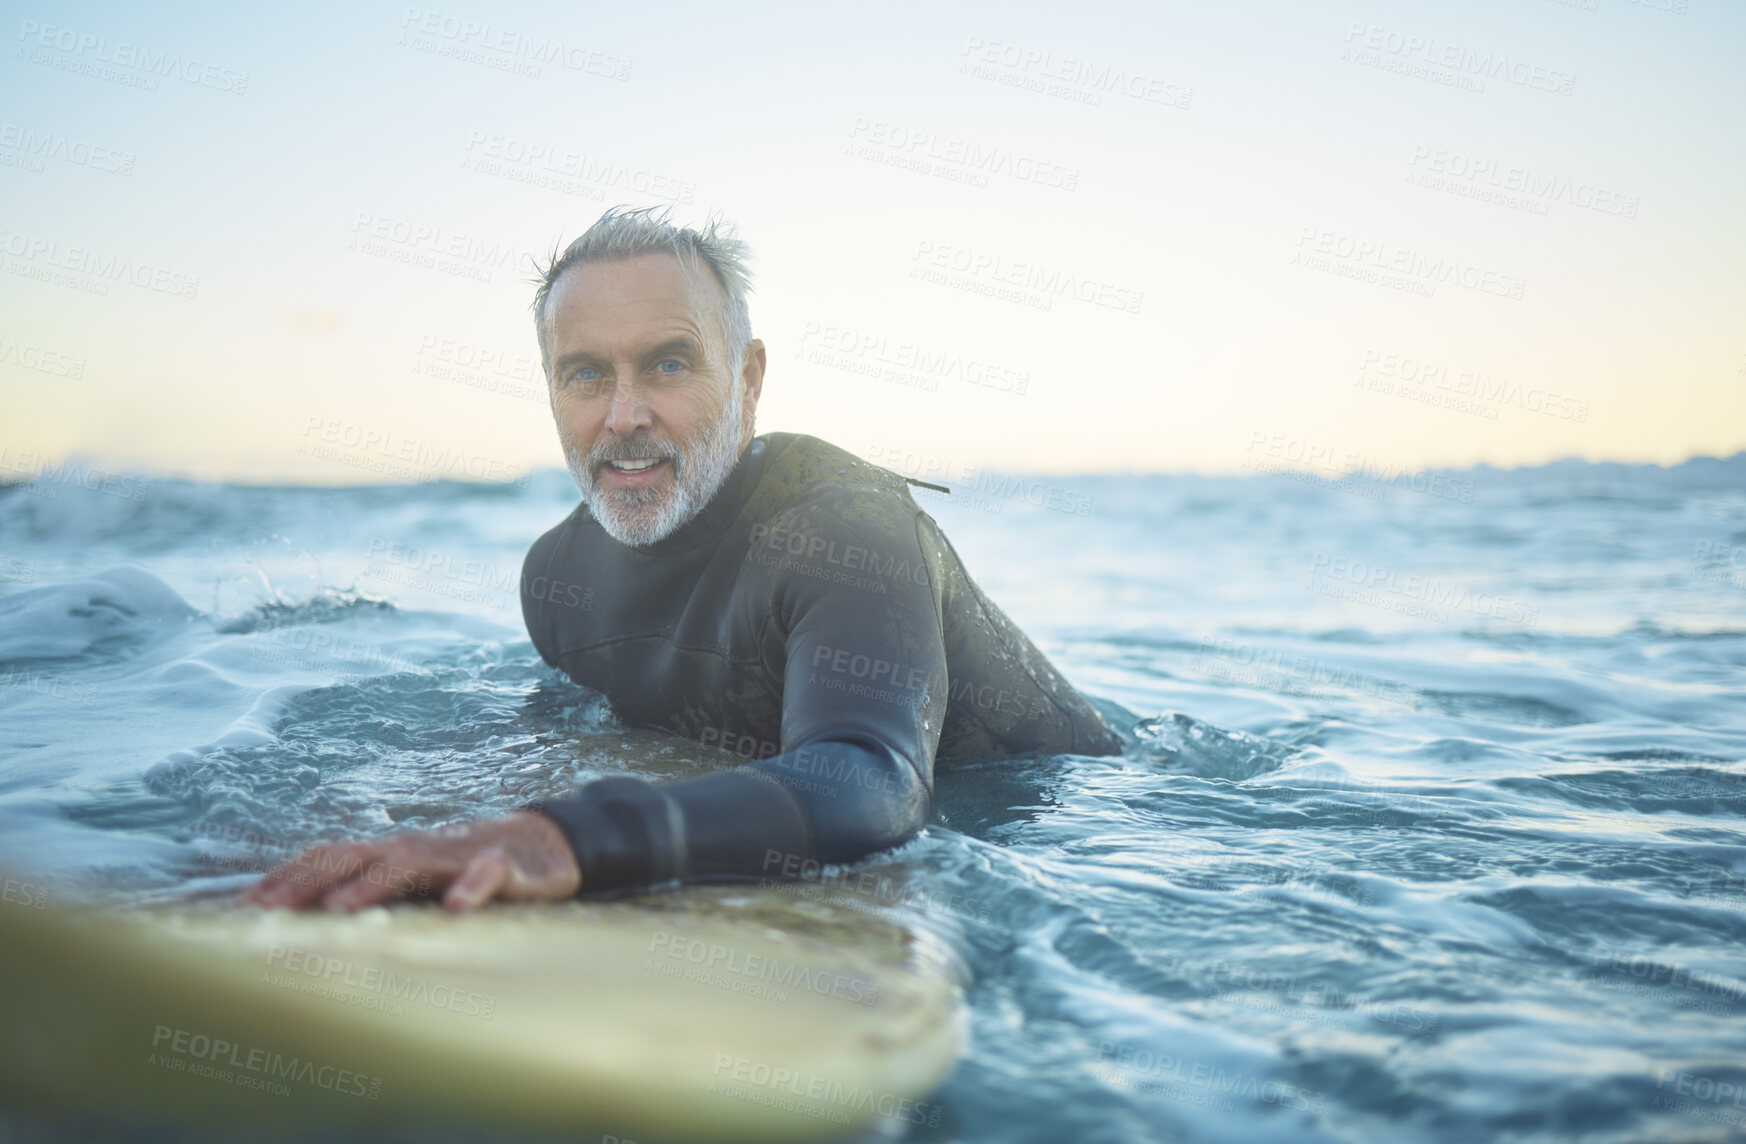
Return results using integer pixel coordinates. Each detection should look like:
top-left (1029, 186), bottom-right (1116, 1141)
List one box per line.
top-left (609, 459), bottom-right (661, 473)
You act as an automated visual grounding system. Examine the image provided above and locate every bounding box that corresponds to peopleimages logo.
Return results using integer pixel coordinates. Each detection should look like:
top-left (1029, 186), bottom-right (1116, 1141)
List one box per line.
top-left (0, 122), bottom-right (136, 175)
top-left (148, 1026), bottom-right (381, 1099)
top-left (264, 945), bottom-right (497, 1018)
top-left (1242, 432), bottom-right (1478, 503)
top-left (15, 20), bottom-right (250, 93)
top-left (0, 336), bottom-right (86, 379)
top-left (398, 8), bottom-right (631, 79)
top-left (846, 117), bottom-right (1079, 190)
top-left (645, 932), bottom-right (880, 1006)
top-left (1406, 146), bottom-right (1639, 219)
top-left (1308, 552), bottom-right (1541, 627)
top-left (1342, 22), bottom-right (1574, 96)
top-left (1356, 350), bottom-right (1590, 424)
top-left (796, 322), bottom-right (1031, 395)
top-left (0, 228), bottom-right (200, 299)
top-left (0, 448), bottom-right (149, 501)
top-left (1095, 1043), bottom-right (1326, 1114)
top-left (911, 240), bottom-right (1144, 314)
top-left (749, 523), bottom-right (934, 588)
top-left (1294, 228), bottom-right (1526, 301)
top-left (709, 1055), bottom-right (942, 1128)
top-left (298, 417), bottom-right (529, 486)
top-left (958, 36), bottom-right (1193, 110)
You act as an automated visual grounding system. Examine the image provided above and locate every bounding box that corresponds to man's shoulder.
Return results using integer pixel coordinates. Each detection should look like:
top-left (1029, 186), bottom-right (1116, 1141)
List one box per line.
top-left (745, 434), bottom-right (943, 567)
top-left (756, 433), bottom-right (916, 506)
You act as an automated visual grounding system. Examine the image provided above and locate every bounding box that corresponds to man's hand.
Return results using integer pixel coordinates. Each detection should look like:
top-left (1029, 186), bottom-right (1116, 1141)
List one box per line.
top-left (240, 812), bottom-right (582, 912)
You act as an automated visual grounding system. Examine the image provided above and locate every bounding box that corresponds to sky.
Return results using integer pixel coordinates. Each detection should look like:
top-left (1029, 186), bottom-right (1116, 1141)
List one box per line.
top-left (2, 0), bottom-right (1742, 485)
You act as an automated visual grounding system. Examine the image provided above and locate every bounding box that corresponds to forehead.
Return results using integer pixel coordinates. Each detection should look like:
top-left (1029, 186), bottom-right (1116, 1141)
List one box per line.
top-left (545, 252), bottom-right (726, 355)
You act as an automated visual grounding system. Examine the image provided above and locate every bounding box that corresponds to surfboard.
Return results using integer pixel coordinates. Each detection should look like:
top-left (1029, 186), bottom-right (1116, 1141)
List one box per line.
top-left (0, 883), bottom-right (963, 1142)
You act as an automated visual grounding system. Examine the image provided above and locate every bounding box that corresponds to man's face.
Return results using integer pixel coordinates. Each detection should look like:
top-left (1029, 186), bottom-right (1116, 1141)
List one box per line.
top-left (542, 253), bottom-right (764, 547)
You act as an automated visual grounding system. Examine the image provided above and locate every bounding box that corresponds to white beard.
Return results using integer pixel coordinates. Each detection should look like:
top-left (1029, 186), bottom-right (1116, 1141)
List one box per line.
top-left (562, 381), bottom-right (746, 548)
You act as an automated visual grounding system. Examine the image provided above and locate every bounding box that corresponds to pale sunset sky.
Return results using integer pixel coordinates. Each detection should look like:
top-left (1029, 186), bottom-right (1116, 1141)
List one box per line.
top-left (3, 0), bottom-right (1741, 484)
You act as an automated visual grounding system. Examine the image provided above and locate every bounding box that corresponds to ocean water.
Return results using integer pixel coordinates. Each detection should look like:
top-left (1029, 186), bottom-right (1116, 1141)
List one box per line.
top-left (2, 453), bottom-right (1744, 1144)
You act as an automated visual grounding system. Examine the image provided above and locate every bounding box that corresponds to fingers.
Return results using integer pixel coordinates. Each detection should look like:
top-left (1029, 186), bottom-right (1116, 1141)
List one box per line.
top-left (444, 847), bottom-right (510, 912)
top-left (243, 841), bottom-right (375, 910)
top-left (243, 841), bottom-right (433, 912)
top-left (237, 816), bottom-right (578, 914)
top-left (319, 860), bottom-right (416, 912)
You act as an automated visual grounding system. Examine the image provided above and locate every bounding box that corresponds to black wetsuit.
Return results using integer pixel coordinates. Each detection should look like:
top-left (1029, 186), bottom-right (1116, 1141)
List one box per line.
top-left (520, 432), bottom-right (1123, 894)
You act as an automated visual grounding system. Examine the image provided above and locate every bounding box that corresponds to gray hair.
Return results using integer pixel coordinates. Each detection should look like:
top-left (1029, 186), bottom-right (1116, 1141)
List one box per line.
top-left (531, 204), bottom-right (754, 380)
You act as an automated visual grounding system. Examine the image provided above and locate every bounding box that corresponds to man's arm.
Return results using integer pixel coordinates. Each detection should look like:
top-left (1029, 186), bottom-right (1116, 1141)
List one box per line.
top-left (530, 499), bottom-right (947, 892)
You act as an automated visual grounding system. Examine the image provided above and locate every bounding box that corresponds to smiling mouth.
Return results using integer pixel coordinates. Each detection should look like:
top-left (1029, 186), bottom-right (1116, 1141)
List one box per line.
top-left (603, 458), bottom-right (666, 474)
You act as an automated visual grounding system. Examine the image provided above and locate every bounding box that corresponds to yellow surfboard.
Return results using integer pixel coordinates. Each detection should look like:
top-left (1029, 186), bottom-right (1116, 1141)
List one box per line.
top-left (0, 884), bottom-right (962, 1142)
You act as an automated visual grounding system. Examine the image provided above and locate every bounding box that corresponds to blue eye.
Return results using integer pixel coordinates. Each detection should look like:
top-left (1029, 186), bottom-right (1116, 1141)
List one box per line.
top-left (655, 359), bottom-right (683, 374)
top-left (569, 366), bottom-right (600, 383)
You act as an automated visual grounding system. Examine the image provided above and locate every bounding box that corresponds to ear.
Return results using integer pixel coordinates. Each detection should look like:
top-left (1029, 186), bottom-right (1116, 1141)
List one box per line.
top-left (739, 338), bottom-right (766, 432)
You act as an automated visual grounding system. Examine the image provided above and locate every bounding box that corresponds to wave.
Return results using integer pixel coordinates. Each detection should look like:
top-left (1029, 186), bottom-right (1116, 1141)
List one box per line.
top-left (0, 566), bottom-right (199, 664)
top-left (214, 588), bottom-right (397, 635)
top-left (1128, 713), bottom-right (1297, 780)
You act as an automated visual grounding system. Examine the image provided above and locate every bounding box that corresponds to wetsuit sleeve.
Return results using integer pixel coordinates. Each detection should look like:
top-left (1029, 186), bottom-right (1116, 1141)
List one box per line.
top-left (526, 496), bottom-right (947, 894)
top-left (752, 499), bottom-right (946, 862)
top-left (524, 736), bottom-right (900, 890)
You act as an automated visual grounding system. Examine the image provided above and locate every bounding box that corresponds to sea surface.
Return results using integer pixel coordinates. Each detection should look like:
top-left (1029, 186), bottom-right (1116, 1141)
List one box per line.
top-left (2, 452), bottom-right (1744, 1144)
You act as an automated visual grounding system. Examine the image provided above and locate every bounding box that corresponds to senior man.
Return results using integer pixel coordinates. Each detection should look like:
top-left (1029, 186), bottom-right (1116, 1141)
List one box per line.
top-left (245, 206), bottom-right (1122, 913)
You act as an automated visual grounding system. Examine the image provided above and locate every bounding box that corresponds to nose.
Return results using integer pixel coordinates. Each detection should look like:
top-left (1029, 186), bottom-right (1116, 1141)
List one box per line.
top-left (603, 378), bottom-right (652, 438)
